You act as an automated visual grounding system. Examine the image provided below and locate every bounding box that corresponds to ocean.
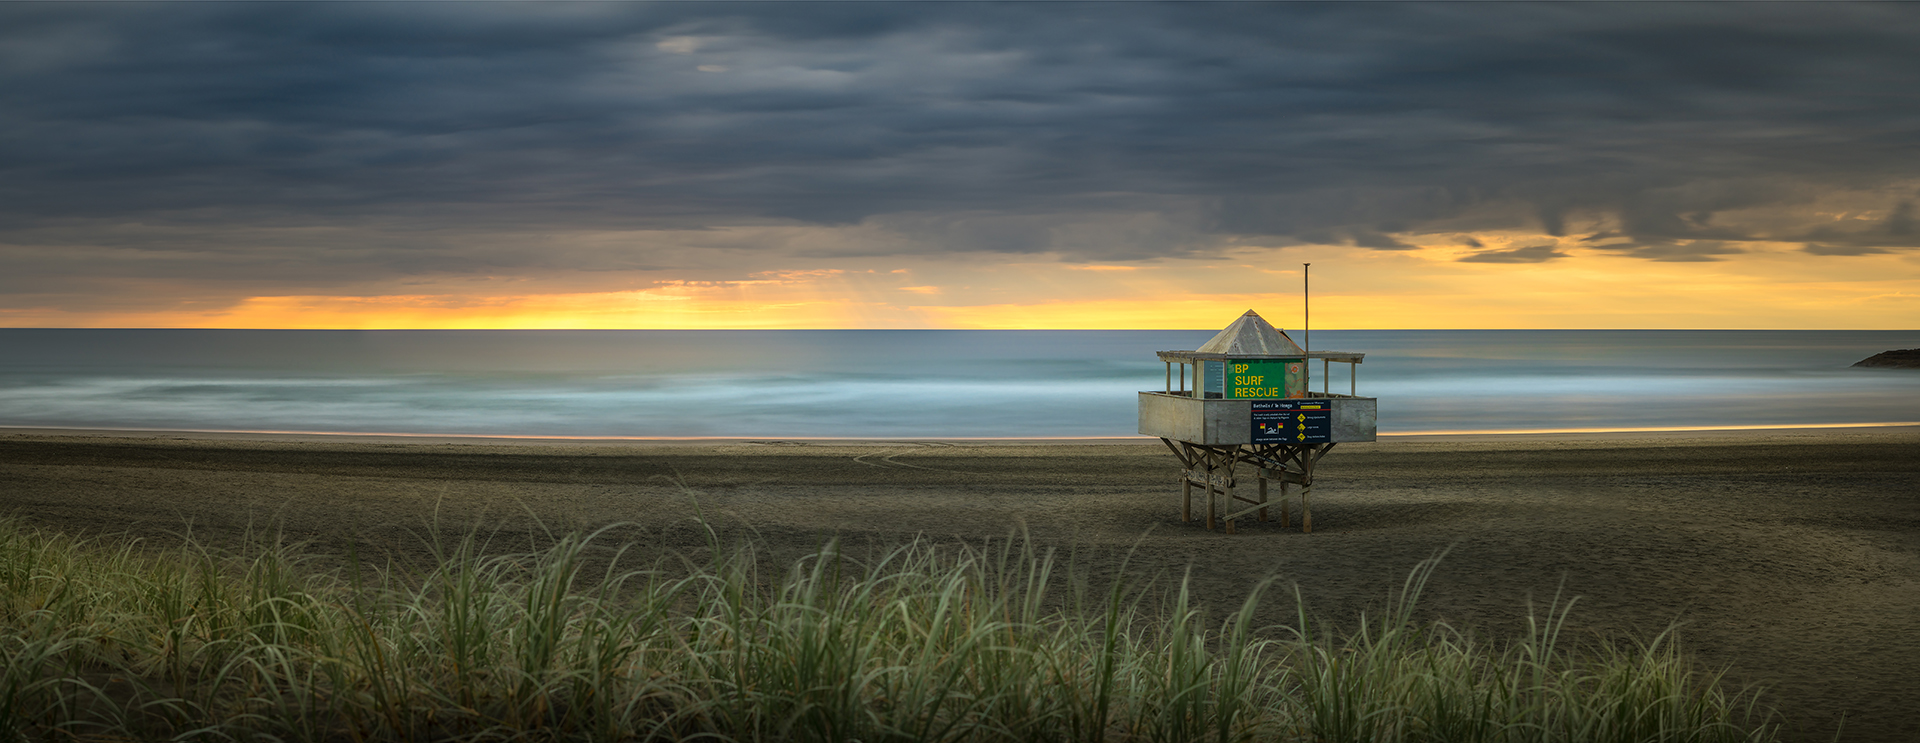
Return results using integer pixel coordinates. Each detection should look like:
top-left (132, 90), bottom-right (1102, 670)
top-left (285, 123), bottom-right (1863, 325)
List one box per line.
top-left (2, 329), bottom-right (1917, 438)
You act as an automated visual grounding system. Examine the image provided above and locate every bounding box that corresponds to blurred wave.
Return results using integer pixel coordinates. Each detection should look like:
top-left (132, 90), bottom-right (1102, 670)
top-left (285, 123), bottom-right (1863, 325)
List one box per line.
top-left (2, 329), bottom-right (1917, 437)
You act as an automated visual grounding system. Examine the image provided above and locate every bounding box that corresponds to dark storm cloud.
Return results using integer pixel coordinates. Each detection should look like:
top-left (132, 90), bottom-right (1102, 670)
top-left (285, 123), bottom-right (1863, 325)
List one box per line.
top-left (1792, 201), bottom-right (1920, 254)
top-left (1459, 244), bottom-right (1570, 264)
top-left (4, 2), bottom-right (1920, 290)
top-left (1589, 239), bottom-right (1745, 263)
top-left (1802, 243), bottom-right (1891, 257)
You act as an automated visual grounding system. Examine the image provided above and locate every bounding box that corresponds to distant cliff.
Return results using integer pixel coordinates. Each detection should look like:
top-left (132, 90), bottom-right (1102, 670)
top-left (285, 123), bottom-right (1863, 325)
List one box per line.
top-left (1852, 349), bottom-right (1920, 368)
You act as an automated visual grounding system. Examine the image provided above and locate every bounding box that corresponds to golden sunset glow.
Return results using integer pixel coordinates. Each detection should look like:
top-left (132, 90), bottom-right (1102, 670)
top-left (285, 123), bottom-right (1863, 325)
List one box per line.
top-left (7, 232), bottom-right (1913, 329)
top-left (0, 288), bottom-right (899, 330)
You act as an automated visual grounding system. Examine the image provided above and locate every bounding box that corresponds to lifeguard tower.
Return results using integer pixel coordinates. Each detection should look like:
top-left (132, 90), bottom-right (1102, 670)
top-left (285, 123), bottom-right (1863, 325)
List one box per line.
top-left (1139, 310), bottom-right (1376, 533)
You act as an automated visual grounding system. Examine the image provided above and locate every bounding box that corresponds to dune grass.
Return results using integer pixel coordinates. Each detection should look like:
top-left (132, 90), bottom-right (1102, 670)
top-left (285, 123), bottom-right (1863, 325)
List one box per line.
top-left (0, 515), bottom-right (1777, 742)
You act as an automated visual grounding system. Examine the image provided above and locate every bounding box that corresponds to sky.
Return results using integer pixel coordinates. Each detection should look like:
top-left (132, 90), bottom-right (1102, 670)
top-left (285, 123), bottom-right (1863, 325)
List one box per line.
top-left (3, 2), bottom-right (1918, 330)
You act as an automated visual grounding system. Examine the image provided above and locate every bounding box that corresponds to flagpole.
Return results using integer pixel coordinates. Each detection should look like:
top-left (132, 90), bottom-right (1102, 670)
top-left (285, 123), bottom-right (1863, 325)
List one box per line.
top-left (1303, 262), bottom-right (1311, 356)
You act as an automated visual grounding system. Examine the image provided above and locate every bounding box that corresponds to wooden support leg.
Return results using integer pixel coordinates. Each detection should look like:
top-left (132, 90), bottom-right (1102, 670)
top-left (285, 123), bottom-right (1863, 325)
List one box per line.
top-left (1280, 481), bottom-right (1290, 528)
top-left (1258, 477), bottom-right (1269, 522)
top-left (1205, 451), bottom-right (1221, 533)
top-left (1206, 482), bottom-right (1217, 530)
top-left (1302, 485), bottom-right (1313, 534)
top-left (1224, 478), bottom-right (1236, 534)
top-left (1223, 453), bottom-right (1237, 533)
top-left (1204, 452), bottom-right (1217, 531)
top-left (1182, 479), bottom-right (1192, 522)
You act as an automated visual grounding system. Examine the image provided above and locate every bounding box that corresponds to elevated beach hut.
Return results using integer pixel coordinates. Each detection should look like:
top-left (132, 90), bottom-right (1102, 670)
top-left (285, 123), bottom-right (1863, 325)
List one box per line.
top-left (1139, 310), bottom-right (1376, 532)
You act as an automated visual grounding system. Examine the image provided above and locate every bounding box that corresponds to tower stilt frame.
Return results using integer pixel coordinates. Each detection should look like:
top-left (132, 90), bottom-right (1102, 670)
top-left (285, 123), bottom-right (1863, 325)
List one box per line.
top-left (1159, 438), bottom-right (1336, 534)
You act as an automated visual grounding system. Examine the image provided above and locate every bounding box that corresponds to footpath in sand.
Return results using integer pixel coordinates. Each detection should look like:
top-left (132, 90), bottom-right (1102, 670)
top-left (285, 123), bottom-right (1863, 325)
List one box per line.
top-left (1, 427), bottom-right (1916, 743)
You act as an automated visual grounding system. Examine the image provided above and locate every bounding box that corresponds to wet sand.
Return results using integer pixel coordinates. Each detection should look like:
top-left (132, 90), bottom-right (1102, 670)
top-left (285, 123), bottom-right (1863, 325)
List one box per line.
top-left (2, 427), bottom-right (1916, 742)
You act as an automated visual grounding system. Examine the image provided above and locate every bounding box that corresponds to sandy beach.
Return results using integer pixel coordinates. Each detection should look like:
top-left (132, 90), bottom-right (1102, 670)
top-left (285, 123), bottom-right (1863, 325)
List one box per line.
top-left (2, 427), bottom-right (1916, 742)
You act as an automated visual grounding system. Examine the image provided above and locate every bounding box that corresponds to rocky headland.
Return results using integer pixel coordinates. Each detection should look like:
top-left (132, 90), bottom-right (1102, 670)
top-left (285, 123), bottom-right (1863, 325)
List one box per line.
top-left (1852, 348), bottom-right (1920, 368)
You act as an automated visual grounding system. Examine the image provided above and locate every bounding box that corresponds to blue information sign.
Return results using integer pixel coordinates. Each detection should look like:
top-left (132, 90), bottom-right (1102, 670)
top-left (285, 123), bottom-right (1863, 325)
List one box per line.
top-left (1252, 399), bottom-right (1332, 444)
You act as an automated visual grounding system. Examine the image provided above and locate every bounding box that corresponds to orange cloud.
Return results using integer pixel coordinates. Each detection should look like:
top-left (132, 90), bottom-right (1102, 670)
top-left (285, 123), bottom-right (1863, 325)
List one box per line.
top-left (4, 232), bottom-right (1915, 329)
top-left (28, 288), bottom-right (889, 330)
top-left (917, 297), bottom-right (1307, 330)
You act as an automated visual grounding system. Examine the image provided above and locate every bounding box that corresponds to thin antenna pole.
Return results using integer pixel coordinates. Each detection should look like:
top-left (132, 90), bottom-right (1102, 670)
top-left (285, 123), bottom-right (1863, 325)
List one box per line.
top-left (1303, 263), bottom-right (1311, 355)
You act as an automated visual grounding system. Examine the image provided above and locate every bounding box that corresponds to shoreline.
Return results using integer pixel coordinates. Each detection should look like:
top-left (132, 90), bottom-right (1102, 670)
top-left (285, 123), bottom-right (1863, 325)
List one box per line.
top-left (5, 421), bottom-right (1919, 447)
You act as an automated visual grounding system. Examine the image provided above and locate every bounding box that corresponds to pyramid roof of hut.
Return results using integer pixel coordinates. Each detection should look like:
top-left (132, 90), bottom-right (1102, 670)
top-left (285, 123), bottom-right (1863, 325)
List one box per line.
top-left (1196, 310), bottom-right (1305, 355)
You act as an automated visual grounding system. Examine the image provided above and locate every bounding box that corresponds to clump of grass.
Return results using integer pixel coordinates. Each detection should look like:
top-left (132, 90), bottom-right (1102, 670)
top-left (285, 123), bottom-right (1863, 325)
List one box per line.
top-left (0, 515), bottom-right (1777, 742)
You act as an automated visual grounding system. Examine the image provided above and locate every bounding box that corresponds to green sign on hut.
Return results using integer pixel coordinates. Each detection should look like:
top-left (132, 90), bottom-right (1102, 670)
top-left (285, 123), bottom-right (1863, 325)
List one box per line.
top-left (1139, 310), bottom-right (1377, 533)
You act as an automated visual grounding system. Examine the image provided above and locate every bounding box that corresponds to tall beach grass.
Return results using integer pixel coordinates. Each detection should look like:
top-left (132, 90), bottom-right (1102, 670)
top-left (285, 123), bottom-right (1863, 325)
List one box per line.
top-left (0, 515), bottom-right (1777, 742)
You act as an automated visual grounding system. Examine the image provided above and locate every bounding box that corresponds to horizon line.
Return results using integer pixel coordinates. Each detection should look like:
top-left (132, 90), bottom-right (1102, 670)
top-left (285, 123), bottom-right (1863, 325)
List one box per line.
top-left (2, 327), bottom-right (1914, 333)
top-left (6, 421), bottom-right (1917, 444)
